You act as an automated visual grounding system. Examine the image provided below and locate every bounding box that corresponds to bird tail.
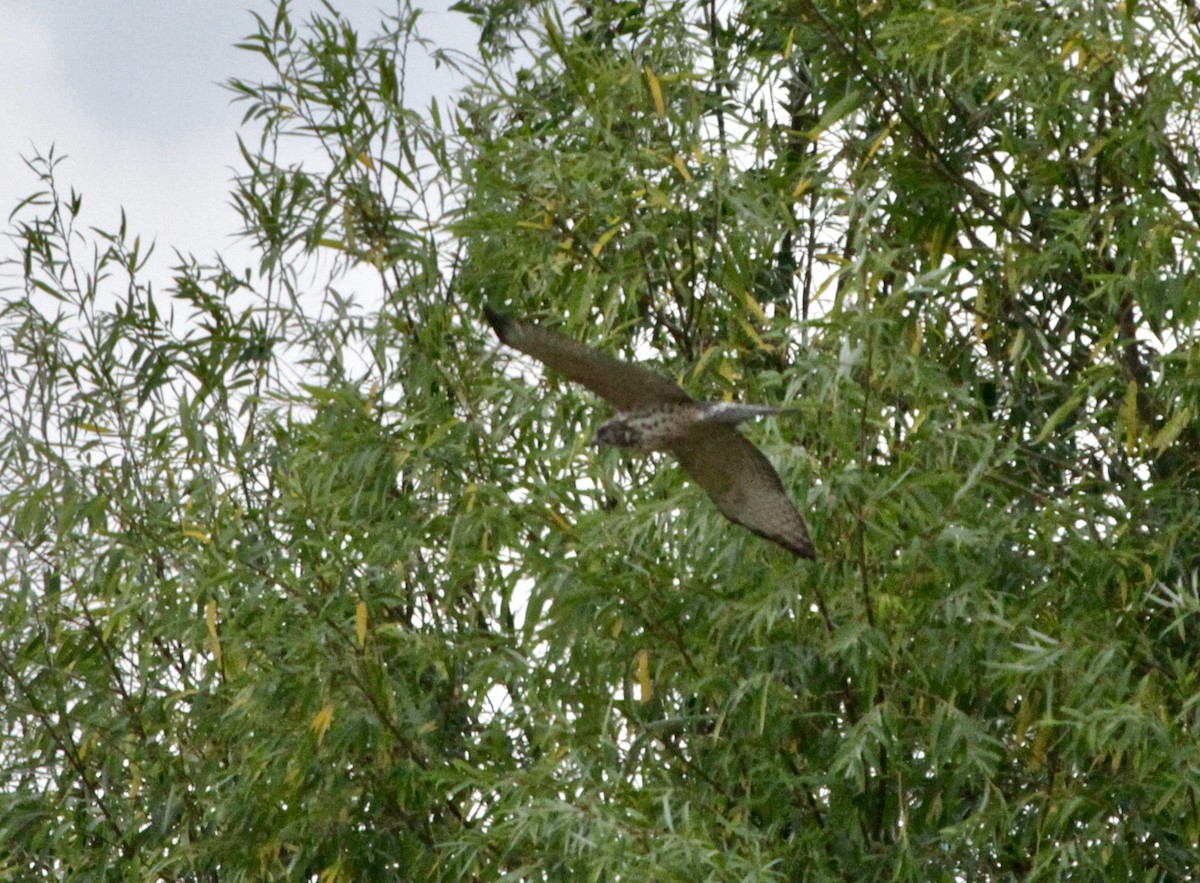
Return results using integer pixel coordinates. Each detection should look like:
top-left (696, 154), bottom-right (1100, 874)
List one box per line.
top-left (697, 402), bottom-right (797, 425)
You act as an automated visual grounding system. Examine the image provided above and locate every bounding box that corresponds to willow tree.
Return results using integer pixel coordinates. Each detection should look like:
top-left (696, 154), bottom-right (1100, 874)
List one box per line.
top-left (2, 0), bottom-right (1199, 879)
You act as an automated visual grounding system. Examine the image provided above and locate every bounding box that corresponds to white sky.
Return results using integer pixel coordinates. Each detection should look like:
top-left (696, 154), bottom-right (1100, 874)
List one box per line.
top-left (0, 0), bottom-right (476, 282)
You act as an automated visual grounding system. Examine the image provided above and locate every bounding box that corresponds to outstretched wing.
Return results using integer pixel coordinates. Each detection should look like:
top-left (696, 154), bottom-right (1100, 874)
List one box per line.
top-left (671, 426), bottom-right (815, 560)
top-left (484, 307), bottom-right (692, 412)
top-left (696, 402), bottom-right (797, 425)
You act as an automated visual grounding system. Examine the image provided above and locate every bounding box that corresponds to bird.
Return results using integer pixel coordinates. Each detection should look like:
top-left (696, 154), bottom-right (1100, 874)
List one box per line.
top-left (484, 307), bottom-right (815, 560)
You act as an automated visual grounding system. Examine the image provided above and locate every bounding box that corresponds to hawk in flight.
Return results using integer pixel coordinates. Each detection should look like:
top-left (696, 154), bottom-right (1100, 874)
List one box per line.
top-left (485, 307), bottom-right (815, 560)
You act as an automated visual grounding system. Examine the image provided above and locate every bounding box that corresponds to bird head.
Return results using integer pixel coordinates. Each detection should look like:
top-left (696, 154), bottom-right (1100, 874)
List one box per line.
top-left (595, 418), bottom-right (641, 449)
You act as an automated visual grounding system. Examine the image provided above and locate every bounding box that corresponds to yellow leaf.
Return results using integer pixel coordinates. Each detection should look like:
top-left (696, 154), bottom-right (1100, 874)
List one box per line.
top-left (691, 344), bottom-right (720, 379)
top-left (1035, 391), bottom-right (1084, 444)
top-left (910, 320), bottom-right (923, 356)
top-left (862, 119), bottom-right (895, 165)
top-left (181, 528), bottom-right (211, 543)
top-left (742, 289), bottom-right (768, 324)
top-left (928, 220), bottom-right (953, 264)
top-left (592, 224), bottom-right (620, 257)
top-left (645, 66), bottom-right (666, 119)
top-left (311, 704), bottom-right (334, 743)
top-left (206, 600), bottom-right (221, 667)
top-left (1120, 380), bottom-right (1140, 455)
top-left (1089, 325), bottom-right (1118, 360)
top-left (1151, 406), bottom-right (1192, 456)
top-left (547, 507), bottom-right (573, 532)
top-left (792, 177), bottom-right (812, 198)
top-left (635, 648), bottom-right (653, 704)
top-left (1008, 327), bottom-right (1026, 362)
top-left (974, 289), bottom-right (989, 341)
top-left (357, 151), bottom-right (375, 170)
top-left (1013, 697), bottom-right (1034, 744)
top-left (319, 865), bottom-right (347, 883)
top-left (735, 315), bottom-right (769, 351)
top-left (356, 601), bottom-right (368, 648)
top-left (1029, 722), bottom-right (1050, 770)
top-left (671, 153), bottom-right (693, 182)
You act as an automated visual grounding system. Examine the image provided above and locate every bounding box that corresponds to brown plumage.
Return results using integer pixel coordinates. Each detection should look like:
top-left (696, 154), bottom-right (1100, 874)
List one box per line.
top-left (484, 307), bottom-right (815, 560)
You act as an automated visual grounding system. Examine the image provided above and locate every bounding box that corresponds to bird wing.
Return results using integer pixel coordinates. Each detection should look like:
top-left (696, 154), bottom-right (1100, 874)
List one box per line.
top-left (696, 402), bottom-right (797, 425)
top-left (671, 425), bottom-right (815, 560)
top-left (485, 307), bottom-right (692, 412)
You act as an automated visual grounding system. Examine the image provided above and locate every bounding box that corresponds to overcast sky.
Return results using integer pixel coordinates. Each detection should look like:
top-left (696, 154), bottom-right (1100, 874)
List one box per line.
top-left (1, 0), bottom-right (475, 283)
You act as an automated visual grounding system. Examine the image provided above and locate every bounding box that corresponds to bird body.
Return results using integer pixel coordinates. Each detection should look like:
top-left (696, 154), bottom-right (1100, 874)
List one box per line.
top-left (596, 402), bottom-right (795, 452)
top-left (484, 307), bottom-right (815, 560)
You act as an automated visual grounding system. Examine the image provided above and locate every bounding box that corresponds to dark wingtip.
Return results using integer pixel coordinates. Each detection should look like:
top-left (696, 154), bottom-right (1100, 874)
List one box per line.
top-left (745, 524), bottom-right (816, 561)
top-left (797, 533), bottom-right (817, 560)
top-left (784, 535), bottom-right (817, 560)
top-left (483, 305), bottom-right (514, 342)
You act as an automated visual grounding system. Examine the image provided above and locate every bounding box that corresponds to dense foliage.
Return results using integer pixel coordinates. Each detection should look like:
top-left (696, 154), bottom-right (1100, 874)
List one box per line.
top-left (2, 0), bottom-right (1199, 878)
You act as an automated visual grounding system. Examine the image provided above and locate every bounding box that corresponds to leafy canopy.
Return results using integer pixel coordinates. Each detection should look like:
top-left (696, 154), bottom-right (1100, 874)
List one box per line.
top-left (2, 0), bottom-right (1200, 879)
